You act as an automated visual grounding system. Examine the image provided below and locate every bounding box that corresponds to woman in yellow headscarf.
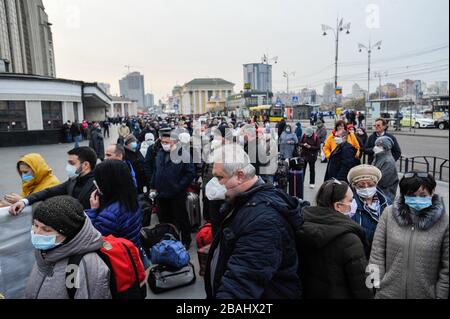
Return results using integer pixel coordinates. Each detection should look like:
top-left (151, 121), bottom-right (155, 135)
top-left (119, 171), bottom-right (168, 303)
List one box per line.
top-left (0, 154), bottom-right (60, 207)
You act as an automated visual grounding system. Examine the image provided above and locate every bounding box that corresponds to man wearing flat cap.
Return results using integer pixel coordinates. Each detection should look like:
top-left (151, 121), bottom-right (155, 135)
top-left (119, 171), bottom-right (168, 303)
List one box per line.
top-left (150, 126), bottom-right (195, 249)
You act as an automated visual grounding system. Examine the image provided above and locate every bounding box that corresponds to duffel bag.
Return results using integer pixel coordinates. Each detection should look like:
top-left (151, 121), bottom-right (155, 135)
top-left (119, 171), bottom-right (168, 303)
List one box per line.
top-left (289, 157), bottom-right (305, 171)
top-left (148, 263), bottom-right (196, 294)
top-left (150, 234), bottom-right (190, 269)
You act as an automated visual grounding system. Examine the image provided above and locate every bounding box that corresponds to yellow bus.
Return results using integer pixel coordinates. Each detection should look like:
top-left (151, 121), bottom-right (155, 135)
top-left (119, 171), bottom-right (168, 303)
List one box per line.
top-left (249, 105), bottom-right (285, 123)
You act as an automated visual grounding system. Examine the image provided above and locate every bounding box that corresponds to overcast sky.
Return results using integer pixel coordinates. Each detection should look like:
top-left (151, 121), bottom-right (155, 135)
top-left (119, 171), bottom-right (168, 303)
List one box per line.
top-left (43, 0), bottom-right (449, 101)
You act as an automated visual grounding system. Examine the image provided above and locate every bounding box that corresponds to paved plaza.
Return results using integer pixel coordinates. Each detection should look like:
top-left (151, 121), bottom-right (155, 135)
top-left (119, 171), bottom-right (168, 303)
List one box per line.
top-left (0, 125), bottom-right (448, 299)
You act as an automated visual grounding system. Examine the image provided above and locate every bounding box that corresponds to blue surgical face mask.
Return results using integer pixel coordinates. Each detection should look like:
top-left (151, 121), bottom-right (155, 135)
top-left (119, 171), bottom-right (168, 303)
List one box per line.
top-left (66, 164), bottom-right (80, 179)
top-left (405, 196), bottom-right (433, 212)
top-left (130, 142), bottom-right (138, 151)
top-left (22, 172), bottom-right (34, 183)
top-left (31, 230), bottom-right (62, 251)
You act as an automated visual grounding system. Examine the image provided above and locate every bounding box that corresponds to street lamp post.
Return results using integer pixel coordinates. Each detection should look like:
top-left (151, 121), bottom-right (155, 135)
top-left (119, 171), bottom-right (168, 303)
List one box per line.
top-left (322, 18), bottom-right (351, 122)
top-left (358, 40), bottom-right (382, 129)
top-left (283, 70), bottom-right (296, 105)
top-left (262, 54), bottom-right (278, 105)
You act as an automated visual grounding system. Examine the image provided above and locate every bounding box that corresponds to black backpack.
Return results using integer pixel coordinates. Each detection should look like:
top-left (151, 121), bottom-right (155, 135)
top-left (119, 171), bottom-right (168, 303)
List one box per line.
top-left (275, 159), bottom-right (289, 188)
top-left (251, 188), bottom-right (310, 279)
top-left (140, 223), bottom-right (180, 251)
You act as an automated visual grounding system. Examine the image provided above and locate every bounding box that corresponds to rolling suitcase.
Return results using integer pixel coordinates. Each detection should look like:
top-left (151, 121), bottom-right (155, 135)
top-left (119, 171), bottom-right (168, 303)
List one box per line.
top-left (186, 192), bottom-right (202, 229)
top-left (289, 170), bottom-right (304, 199)
top-left (148, 263), bottom-right (196, 294)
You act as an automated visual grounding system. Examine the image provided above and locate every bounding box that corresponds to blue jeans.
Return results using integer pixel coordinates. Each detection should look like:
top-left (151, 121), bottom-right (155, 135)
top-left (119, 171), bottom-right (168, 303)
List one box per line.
top-left (74, 135), bottom-right (81, 148)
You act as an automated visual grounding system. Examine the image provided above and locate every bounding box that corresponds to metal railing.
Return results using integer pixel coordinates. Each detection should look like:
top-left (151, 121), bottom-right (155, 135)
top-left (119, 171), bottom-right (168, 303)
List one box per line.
top-left (399, 156), bottom-right (449, 182)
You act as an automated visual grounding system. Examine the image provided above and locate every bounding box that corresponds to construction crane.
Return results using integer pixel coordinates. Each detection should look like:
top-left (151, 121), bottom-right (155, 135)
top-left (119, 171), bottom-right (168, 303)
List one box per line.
top-left (124, 65), bottom-right (142, 74)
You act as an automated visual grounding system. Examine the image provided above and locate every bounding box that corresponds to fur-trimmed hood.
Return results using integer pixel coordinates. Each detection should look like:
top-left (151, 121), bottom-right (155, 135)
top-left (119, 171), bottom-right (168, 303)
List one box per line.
top-left (392, 195), bottom-right (446, 230)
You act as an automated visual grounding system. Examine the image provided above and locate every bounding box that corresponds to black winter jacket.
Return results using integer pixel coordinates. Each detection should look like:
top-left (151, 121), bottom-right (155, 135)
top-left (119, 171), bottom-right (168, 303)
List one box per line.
top-left (26, 172), bottom-right (96, 209)
top-left (205, 179), bottom-right (304, 299)
top-left (297, 206), bottom-right (374, 299)
top-left (325, 143), bottom-right (360, 182)
top-left (125, 148), bottom-right (148, 194)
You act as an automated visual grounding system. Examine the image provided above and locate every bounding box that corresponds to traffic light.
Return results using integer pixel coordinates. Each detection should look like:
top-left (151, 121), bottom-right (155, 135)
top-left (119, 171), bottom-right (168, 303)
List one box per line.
top-left (335, 87), bottom-right (343, 95)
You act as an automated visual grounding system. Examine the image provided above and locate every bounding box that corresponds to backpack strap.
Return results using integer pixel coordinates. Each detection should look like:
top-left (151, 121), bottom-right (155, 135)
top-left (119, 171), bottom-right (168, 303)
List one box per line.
top-left (121, 243), bottom-right (141, 285)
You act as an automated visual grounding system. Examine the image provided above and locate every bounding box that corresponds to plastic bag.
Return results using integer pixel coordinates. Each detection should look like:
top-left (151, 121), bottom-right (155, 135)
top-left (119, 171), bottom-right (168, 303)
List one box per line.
top-left (0, 206), bottom-right (34, 299)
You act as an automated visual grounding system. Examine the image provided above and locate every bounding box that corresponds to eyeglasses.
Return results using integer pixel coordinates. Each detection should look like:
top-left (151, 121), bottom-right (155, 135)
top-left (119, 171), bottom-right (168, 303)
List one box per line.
top-left (331, 178), bottom-right (343, 185)
top-left (404, 172), bottom-right (429, 178)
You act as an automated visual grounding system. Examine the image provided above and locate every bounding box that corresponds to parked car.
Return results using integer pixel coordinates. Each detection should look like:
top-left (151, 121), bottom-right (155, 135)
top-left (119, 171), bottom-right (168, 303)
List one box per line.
top-left (435, 117), bottom-right (449, 130)
top-left (401, 114), bottom-right (436, 129)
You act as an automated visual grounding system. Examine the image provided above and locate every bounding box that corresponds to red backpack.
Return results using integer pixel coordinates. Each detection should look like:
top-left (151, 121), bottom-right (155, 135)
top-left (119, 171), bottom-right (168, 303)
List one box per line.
top-left (196, 223), bottom-right (213, 249)
top-left (66, 235), bottom-right (147, 299)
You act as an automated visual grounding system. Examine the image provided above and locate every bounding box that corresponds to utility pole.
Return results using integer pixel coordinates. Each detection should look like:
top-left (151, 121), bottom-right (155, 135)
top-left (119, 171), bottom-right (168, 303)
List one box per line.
top-left (283, 70), bottom-right (296, 106)
top-left (374, 71), bottom-right (388, 99)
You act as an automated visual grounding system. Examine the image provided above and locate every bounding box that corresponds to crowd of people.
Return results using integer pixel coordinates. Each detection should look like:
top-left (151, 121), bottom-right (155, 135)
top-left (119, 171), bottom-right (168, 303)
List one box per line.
top-left (1, 113), bottom-right (448, 300)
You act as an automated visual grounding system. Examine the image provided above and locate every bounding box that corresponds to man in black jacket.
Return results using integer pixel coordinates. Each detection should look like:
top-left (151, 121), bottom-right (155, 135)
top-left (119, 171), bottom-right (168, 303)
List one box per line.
top-left (89, 122), bottom-right (105, 161)
top-left (70, 121), bottom-right (82, 148)
top-left (205, 144), bottom-right (304, 299)
top-left (365, 118), bottom-right (402, 164)
top-left (9, 147), bottom-right (97, 215)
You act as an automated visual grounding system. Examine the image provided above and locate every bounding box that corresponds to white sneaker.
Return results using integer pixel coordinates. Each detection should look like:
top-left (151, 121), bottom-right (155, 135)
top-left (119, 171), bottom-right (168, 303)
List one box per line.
top-left (310, 184), bottom-right (315, 189)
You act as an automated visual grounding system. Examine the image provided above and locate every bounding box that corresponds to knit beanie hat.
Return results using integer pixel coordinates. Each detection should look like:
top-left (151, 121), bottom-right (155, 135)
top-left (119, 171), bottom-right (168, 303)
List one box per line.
top-left (33, 196), bottom-right (86, 241)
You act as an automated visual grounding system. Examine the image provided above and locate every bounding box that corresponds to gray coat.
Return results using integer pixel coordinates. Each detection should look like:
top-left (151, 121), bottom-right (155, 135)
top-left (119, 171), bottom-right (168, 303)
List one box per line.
top-left (372, 151), bottom-right (399, 202)
top-left (369, 195), bottom-right (449, 299)
top-left (25, 218), bottom-right (112, 299)
top-left (279, 131), bottom-right (298, 160)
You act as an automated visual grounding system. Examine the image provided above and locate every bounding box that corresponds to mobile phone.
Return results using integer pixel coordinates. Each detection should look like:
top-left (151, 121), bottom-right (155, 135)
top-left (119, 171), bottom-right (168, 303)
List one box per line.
top-left (93, 181), bottom-right (103, 196)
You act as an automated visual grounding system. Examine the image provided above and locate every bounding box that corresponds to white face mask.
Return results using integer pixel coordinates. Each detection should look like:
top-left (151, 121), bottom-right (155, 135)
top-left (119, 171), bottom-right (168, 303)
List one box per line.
top-left (162, 144), bottom-right (172, 152)
top-left (338, 199), bottom-right (358, 218)
top-left (356, 187), bottom-right (378, 199)
top-left (335, 137), bottom-right (343, 145)
top-left (205, 177), bottom-right (227, 201)
top-left (373, 146), bottom-right (384, 154)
